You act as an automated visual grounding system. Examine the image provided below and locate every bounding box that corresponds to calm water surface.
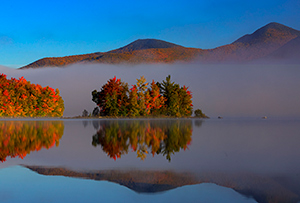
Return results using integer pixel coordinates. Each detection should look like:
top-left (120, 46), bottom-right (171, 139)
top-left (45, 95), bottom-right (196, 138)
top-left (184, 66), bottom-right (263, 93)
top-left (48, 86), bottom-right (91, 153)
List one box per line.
top-left (1, 118), bottom-right (300, 203)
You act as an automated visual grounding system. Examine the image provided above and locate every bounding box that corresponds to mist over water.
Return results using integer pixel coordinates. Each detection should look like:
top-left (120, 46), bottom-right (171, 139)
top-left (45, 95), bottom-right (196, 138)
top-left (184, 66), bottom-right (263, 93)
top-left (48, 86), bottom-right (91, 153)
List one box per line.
top-left (1, 63), bottom-right (299, 118)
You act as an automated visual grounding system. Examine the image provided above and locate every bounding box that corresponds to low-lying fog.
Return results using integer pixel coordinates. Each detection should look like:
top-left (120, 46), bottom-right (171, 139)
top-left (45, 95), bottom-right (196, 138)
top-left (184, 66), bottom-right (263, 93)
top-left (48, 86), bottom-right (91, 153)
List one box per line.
top-left (1, 63), bottom-right (300, 118)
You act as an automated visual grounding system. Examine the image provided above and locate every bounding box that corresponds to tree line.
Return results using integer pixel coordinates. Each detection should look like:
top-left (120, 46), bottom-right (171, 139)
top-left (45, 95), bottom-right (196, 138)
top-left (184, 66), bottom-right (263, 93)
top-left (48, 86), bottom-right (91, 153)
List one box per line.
top-left (92, 75), bottom-right (193, 117)
top-left (0, 74), bottom-right (64, 117)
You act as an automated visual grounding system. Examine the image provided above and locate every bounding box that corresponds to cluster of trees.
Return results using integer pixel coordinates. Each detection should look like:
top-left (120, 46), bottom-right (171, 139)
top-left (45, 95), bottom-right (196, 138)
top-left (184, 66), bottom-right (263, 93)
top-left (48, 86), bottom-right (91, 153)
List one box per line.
top-left (92, 120), bottom-right (192, 161)
top-left (92, 75), bottom-right (192, 117)
top-left (0, 74), bottom-right (64, 117)
top-left (0, 121), bottom-right (64, 162)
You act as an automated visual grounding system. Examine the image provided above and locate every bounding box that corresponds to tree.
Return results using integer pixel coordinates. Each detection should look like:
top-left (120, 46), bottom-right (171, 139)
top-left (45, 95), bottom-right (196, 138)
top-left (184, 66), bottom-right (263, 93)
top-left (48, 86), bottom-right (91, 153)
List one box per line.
top-left (0, 74), bottom-right (64, 117)
top-left (136, 76), bottom-right (148, 116)
top-left (158, 75), bottom-right (175, 115)
top-left (91, 75), bottom-right (193, 117)
top-left (147, 80), bottom-right (165, 116)
top-left (92, 76), bottom-right (128, 116)
top-left (128, 85), bottom-right (140, 117)
top-left (82, 109), bottom-right (89, 117)
top-left (92, 107), bottom-right (100, 117)
top-left (194, 109), bottom-right (208, 118)
top-left (178, 85), bottom-right (193, 116)
top-left (158, 75), bottom-right (192, 117)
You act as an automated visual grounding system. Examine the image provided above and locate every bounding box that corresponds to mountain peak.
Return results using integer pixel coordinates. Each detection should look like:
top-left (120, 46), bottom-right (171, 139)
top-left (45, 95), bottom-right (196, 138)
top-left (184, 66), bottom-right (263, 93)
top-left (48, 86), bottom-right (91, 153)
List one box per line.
top-left (263, 22), bottom-right (288, 29)
top-left (109, 39), bottom-right (182, 53)
top-left (233, 22), bottom-right (300, 45)
top-left (18, 22), bottom-right (300, 69)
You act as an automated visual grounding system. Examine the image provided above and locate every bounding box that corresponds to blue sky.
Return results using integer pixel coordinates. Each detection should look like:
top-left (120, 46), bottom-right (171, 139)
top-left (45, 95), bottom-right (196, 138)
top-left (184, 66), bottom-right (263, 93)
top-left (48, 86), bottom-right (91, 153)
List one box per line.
top-left (1, 0), bottom-right (299, 68)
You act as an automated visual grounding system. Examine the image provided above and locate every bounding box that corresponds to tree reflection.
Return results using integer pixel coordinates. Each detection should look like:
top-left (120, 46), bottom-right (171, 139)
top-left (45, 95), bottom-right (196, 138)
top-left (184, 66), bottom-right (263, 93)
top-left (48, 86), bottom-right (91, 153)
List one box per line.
top-left (92, 120), bottom-right (193, 161)
top-left (0, 121), bottom-right (64, 162)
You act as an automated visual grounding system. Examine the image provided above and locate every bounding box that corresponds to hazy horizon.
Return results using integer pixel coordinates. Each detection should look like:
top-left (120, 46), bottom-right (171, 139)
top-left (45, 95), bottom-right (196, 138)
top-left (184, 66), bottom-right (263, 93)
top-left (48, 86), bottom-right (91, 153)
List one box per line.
top-left (1, 63), bottom-right (299, 118)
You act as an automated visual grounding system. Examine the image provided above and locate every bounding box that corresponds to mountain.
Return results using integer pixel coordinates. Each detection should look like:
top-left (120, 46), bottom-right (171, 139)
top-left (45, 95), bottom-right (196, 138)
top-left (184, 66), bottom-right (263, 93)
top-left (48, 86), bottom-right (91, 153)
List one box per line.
top-left (262, 36), bottom-right (300, 62)
top-left (20, 52), bottom-right (103, 69)
top-left (20, 39), bottom-right (203, 69)
top-left (19, 22), bottom-right (300, 69)
top-left (199, 22), bottom-right (300, 62)
top-left (108, 39), bottom-right (182, 53)
top-left (233, 22), bottom-right (300, 45)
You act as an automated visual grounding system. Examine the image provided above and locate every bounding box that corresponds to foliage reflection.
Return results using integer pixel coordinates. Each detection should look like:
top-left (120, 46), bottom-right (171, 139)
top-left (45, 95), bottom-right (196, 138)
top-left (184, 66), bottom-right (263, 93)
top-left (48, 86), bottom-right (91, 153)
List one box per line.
top-left (0, 121), bottom-right (64, 162)
top-left (92, 120), bottom-right (193, 161)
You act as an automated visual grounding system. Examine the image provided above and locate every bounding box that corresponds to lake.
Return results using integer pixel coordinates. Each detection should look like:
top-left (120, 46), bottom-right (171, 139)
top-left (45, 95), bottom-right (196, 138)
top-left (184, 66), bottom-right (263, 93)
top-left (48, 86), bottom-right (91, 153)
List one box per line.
top-left (1, 118), bottom-right (299, 203)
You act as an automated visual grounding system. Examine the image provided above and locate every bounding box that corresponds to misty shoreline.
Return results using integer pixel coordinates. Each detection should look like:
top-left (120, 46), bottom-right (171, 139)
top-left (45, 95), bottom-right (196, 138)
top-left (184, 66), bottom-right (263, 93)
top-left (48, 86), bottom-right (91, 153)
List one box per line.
top-left (0, 116), bottom-right (208, 121)
top-left (1, 116), bottom-right (299, 121)
top-left (2, 63), bottom-right (300, 118)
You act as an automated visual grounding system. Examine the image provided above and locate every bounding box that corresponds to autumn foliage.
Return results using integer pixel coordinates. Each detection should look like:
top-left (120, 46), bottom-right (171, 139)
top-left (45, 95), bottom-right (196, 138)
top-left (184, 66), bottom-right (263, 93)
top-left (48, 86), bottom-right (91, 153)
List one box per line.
top-left (0, 74), bottom-right (64, 117)
top-left (0, 121), bottom-right (64, 162)
top-left (92, 120), bottom-right (192, 161)
top-left (92, 75), bottom-right (192, 117)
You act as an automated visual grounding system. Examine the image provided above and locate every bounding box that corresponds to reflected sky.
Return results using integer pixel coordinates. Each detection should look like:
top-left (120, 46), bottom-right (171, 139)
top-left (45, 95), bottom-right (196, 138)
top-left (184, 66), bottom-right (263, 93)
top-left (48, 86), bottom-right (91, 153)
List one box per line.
top-left (0, 165), bottom-right (257, 203)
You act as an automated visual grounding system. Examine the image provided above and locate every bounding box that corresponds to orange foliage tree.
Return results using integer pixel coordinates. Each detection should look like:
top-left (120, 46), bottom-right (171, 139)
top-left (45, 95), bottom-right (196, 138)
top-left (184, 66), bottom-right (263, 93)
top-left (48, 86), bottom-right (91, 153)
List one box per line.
top-left (0, 74), bottom-right (64, 117)
top-left (92, 75), bottom-right (191, 117)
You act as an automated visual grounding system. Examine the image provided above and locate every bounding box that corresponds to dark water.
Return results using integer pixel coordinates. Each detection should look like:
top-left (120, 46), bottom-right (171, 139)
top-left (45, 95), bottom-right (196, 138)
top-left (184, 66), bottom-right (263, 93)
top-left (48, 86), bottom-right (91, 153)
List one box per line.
top-left (1, 118), bottom-right (300, 203)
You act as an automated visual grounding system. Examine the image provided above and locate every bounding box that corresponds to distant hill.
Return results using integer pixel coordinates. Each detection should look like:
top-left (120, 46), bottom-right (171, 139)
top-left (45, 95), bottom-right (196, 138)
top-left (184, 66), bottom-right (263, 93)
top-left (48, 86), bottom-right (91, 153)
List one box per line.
top-left (19, 22), bottom-right (300, 69)
top-left (81, 46), bottom-right (204, 64)
top-left (233, 22), bottom-right (300, 45)
top-left (200, 22), bottom-right (300, 62)
top-left (20, 39), bottom-right (204, 69)
top-left (262, 36), bottom-right (300, 62)
top-left (109, 39), bottom-right (183, 53)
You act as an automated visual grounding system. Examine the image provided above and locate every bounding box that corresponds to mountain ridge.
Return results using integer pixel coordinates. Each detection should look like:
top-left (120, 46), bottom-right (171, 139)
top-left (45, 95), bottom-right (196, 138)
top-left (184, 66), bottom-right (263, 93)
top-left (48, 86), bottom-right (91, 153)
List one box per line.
top-left (233, 22), bottom-right (300, 45)
top-left (19, 22), bottom-right (300, 69)
top-left (108, 39), bottom-right (183, 53)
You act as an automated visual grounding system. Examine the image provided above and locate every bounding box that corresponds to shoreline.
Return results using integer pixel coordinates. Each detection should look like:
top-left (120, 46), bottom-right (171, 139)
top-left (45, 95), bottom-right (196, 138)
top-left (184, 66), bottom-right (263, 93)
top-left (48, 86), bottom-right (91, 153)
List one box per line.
top-left (0, 115), bottom-right (209, 120)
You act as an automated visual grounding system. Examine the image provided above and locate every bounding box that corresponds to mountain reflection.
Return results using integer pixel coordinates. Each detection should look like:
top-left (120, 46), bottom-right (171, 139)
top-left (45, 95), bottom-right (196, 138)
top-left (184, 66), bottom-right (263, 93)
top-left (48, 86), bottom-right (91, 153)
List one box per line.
top-left (92, 120), bottom-right (193, 161)
top-left (0, 120), bottom-right (64, 162)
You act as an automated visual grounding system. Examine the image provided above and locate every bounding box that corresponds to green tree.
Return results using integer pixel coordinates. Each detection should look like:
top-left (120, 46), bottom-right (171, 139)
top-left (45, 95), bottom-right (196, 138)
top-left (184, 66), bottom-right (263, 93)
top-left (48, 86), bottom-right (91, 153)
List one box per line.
top-left (82, 109), bottom-right (89, 117)
top-left (194, 109), bottom-right (208, 118)
top-left (128, 85), bottom-right (140, 117)
top-left (178, 85), bottom-right (193, 116)
top-left (158, 75), bottom-right (174, 115)
top-left (158, 75), bottom-right (192, 117)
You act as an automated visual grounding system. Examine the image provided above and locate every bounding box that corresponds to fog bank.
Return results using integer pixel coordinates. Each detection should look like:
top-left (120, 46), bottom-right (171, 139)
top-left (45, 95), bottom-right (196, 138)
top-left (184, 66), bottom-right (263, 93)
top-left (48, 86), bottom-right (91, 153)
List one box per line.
top-left (1, 63), bottom-right (300, 118)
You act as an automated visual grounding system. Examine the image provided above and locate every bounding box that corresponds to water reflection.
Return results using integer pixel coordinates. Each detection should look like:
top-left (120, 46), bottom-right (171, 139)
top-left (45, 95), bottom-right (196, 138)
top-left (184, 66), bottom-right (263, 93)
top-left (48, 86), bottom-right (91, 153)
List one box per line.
top-left (91, 120), bottom-right (195, 161)
top-left (0, 120), bottom-right (64, 162)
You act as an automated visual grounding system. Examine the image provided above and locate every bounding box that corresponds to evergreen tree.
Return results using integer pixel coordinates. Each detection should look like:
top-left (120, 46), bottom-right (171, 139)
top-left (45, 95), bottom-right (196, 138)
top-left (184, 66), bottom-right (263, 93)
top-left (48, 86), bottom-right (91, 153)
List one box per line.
top-left (157, 75), bottom-right (193, 117)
